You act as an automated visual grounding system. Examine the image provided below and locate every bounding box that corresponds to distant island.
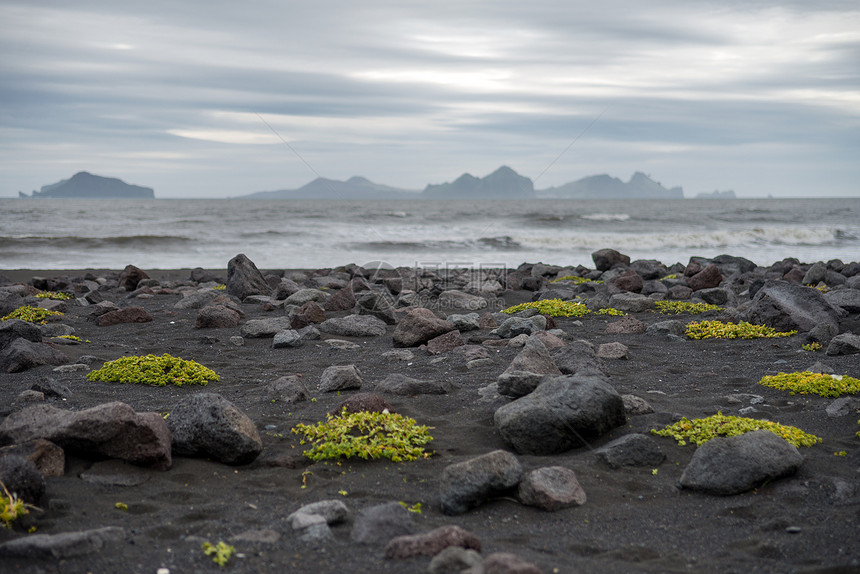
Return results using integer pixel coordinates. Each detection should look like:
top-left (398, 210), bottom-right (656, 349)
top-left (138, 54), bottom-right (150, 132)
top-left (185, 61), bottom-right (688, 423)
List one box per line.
top-left (239, 175), bottom-right (416, 200)
top-left (20, 171), bottom-right (154, 199)
top-left (423, 166), bottom-right (535, 198)
top-left (539, 172), bottom-right (683, 199)
top-left (695, 190), bottom-right (737, 199)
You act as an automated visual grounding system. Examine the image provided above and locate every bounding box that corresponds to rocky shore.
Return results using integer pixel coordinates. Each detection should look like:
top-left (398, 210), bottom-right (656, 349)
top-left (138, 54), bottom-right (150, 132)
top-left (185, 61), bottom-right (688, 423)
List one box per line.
top-left (0, 250), bottom-right (858, 574)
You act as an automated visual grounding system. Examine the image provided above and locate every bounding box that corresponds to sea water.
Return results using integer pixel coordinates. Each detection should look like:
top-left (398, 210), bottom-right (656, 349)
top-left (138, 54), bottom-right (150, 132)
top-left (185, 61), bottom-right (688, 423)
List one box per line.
top-left (1, 198), bottom-right (858, 270)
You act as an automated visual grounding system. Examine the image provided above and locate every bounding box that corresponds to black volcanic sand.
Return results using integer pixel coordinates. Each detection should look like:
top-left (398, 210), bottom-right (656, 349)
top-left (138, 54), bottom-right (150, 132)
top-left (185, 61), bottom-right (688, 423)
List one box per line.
top-left (1, 268), bottom-right (858, 574)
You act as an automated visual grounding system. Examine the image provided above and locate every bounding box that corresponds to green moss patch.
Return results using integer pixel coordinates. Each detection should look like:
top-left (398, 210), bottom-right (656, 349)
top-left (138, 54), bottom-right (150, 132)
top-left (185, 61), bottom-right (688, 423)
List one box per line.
top-left (35, 291), bottom-right (73, 301)
top-left (292, 409), bottom-right (434, 463)
top-left (550, 275), bottom-right (603, 285)
top-left (86, 354), bottom-right (220, 386)
top-left (651, 412), bottom-right (821, 448)
top-left (1, 305), bottom-right (64, 324)
top-left (686, 320), bottom-right (797, 340)
top-left (502, 299), bottom-right (590, 317)
top-left (654, 300), bottom-right (722, 315)
top-left (758, 371), bottom-right (860, 397)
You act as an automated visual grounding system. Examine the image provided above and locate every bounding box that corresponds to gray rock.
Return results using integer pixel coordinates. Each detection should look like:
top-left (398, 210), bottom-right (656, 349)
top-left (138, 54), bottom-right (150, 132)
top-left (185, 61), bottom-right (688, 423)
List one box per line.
top-left (550, 341), bottom-right (604, 377)
top-left (745, 281), bottom-right (844, 332)
top-left (324, 339), bottom-right (360, 350)
top-left (195, 303), bottom-right (242, 329)
top-left (426, 330), bottom-right (466, 354)
top-left (679, 430), bottom-right (803, 495)
top-left (646, 320), bottom-right (687, 338)
top-left (429, 546), bottom-right (484, 573)
top-left (174, 288), bottom-right (220, 310)
top-left (376, 373), bottom-right (451, 395)
top-left (497, 371), bottom-right (545, 398)
top-left (167, 393), bottom-right (262, 465)
top-left (825, 332), bottom-right (860, 356)
top-left (0, 319), bottom-right (43, 349)
top-left (592, 248), bottom-right (630, 271)
top-left (687, 264), bottom-right (723, 291)
top-left (265, 375), bottom-right (309, 403)
top-left (240, 317), bottom-right (294, 338)
top-left (0, 290), bottom-right (25, 317)
top-left (350, 501), bottom-right (414, 544)
top-left (319, 364), bottom-right (363, 392)
top-left (605, 315), bottom-right (646, 334)
top-left (503, 335), bottom-right (560, 377)
top-left (0, 338), bottom-right (69, 373)
top-left (496, 315), bottom-right (546, 338)
top-left (0, 402), bottom-right (171, 469)
top-left (826, 396), bottom-right (860, 418)
top-left (438, 290), bottom-right (489, 311)
top-left (288, 499), bottom-right (349, 526)
top-left (517, 466), bottom-right (586, 511)
top-left (494, 374), bottom-right (626, 455)
top-left (621, 394), bottom-right (654, 416)
top-left (439, 450), bottom-right (523, 515)
top-left (595, 433), bottom-right (665, 468)
top-left (385, 525), bottom-right (481, 559)
top-left (285, 288), bottom-right (329, 306)
top-left (0, 526), bottom-right (125, 558)
top-left (393, 308), bottom-right (455, 347)
top-left (318, 315), bottom-right (388, 337)
top-left (478, 552), bottom-right (542, 574)
top-left (608, 292), bottom-right (653, 313)
top-left (805, 323), bottom-right (838, 347)
top-left (597, 342), bottom-right (629, 359)
top-left (286, 512), bottom-right (332, 542)
top-left (802, 261), bottom-right (827, 286)
top-left (0, 439), bottom-right (65, 478)
top-left (382, 349), bottom-right (414, 361)
top-left (355, 289), bottom-right (398, 324)
top-left (448, 312), bottom-right (481, 332)
top-left (272, 329), bottom-right (303, 348)
top-left (693, 287), bottom-right (730, 306)
top-left (0, 454), bottom-right (45, 504)
top-left (226, 253), bottom-right (271, 300)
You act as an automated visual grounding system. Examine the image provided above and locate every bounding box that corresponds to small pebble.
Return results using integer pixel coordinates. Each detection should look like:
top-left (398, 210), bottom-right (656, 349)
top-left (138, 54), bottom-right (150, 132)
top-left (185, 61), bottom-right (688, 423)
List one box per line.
top-left (785, 526), bottom-right (802, 534)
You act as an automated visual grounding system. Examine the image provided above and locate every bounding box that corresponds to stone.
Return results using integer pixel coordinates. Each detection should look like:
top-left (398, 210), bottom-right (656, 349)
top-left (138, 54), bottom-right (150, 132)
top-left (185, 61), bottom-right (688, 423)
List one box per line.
top-left (167, 393), bottom-right (262, 465)
top-left (495, 316), bottom-right (545, 338)
top-left (291, 300), bottom-right (326, 328)
top-left (266, 375), bottom-right (309, 403)
top-left (0, 338), bottom-right (69, 373)
top-left (117, 265), bottom-right (149, 291)
top-left (825, 333), bottom-right (860, 356)
top-left (621, 394), bottom-right (654, 416)
top-left (355, 289), bottom-right (398, 324)
top-left (426, 330), bottom-right (465, 354)
top-left (694, 287), bottom-right (730, 306)
top-left (595, 433), bottom-right (665, 468)
top-left (319, 315), bottom-right (387, 337)
top-left (613, 270), bottom-right (644, 293)
top-left (284, 288), bottom-right (328, 306)
top-left (551, 341), bottom-right (604, 377)
top-left (667, 285), bottom-right (693, 300)
top-left (376, 373), bottom-right (451, 395)
top-left (325, 339), bottom-right (360, 350)
top-left (351, 501), bottom-right (414, 545)
top-left (503, 335), bottom-right (561, 377)
top-left (0, 454), bottom-right (45, 504)
top-left (608, 292), bottom-right (653, 313)
top-left (226, 253), bottom-right (271, 300)
top-left (597, 342), bottom-right (629, 359)
top-left (439, 450), bottom-right (523, 515)
top-left (0, 526), bottom-right (125, 558)
top-left (679, 430), bottom-right (803, 495)
top-left (429, 547), bottom-right (484, 573)
top-left (319, 364), bottom-right (363, 392)
top-left (592, 248), bottom-right (630, 271)
top-left (385, 525), bottom-right (481, 559)
top-left (824, 289), bottom-right (860, 313)
top-left (447, 312), bottom-right (481, 332)
top-left (517, 466), bottom-right (586, 511)
top-left (497, 371), bottom-right (545, 398)
top-left (0, 402), bottom-right (171, 469)
top-left (272, 329), bottom-right (303, 348)
top-left (333, 392), bottom-right (393, 415)
top-left (323, 285), bottom-right (356, 311)
top-left (97, 306), bottom-right (153, 326)
top-left (195, 304), bottom-right (241, 329)
top-left (802, 261), bottom-right (827, 285)
top-left (0, 439), bottom-right (65, 477)
top-left (687, 264), bottom-right (723, 291)
top-left (645, 320), bottom-right (687, 338)
top-left (0, 319), bottom-right (43, 349)
top-left (480, 552), bottom-right (542, 574)
top-left (630, 259), bottom-right (668, 280)
top-left (438, 290), bottom-right (489, 311)
top-left (494, 374), bottom-right (626, 455)
top-left (240, 317), bottom-right (294, 338)
top-left (745, 281), bottom-right (844, 333)
top-left (393, 308), bottom-right (455, 347)
top-left (604, 315), bottom-right (646, 334)
top-left (0, 290), bottom-right (25, 318)
top-left (531, 330), bottom-right (566, 350)
top-left (287, 499), bottom-right (349, 527)
top-left (382, 349), bottom-right (414, 361)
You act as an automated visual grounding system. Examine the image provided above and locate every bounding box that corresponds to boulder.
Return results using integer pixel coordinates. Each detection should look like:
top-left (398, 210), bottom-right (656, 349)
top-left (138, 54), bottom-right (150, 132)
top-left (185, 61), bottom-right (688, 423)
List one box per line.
top-left (195, 304), bottom-right (241, 329)
top-left (0, 338), bottom-right (69, 373)
top-left (686, 264), bottom-right (723, 291)
top-left (351, 502), bottom-right (414, 545)
top-left (824, 289), bottom-right (860, 313)
top-left (745, 281), bottom-right (844, 332)
top-left (323, 285), bottom-right (356, 311)
top-left (608, 292), bottom-right (653, 313)
top-left (551, 341), bottom-right (604, 377)
top-left (97, 306), bottom-right (153, 326)
top-left (0, 402), bottom-right (171, 469)
top-left (319, 315), bottom-right (387, 337)
top-left (502, 336), bottom-right (560, 377)
top-left (429, 547), bottom-right (483, 573)
top-left (265, 375), bottom-right (309, 404)
top-left (272, 329), bottom-right (303, 348)
top-left (117, 265), bottom-right (149, 291)
top-left (0, 454), bottom-right (45, 504)
top-left (240, 317), bottom-right (294, 338)
top-left (393, 308), bottom-right (455, 347)
top-left (613, 270), bottom-right (644, 293)
top-left (679, 430), bottom-right (802, 495)
top-left (825, 332), bottom-right (860, 356)
top-left (319, 364), bottom-right (363, 392)
top-left (494, 374), bottom-right (626, 455)
top-left (604, 315), bottom-right (646, 334)
top-left (355, 289), bottom-right (398, 325)
top-left (438, 290), bottom-right (489, 311)
top-left (448, 313), bottom-right (481, 332)
top-left (592, 249), bottom-right (630, 272)
top-left (285, 288), bottom-right (329, 306)
top-left (426, 330), bottom-right (465, 354)
top-left (517, 466), bottom-right (586, 511)
top-left (0, 319), bottom-right (43, 349)
top-left (0, 439), bottom-right (65, 477)
top-left (439, 450), bottom-right (523, 515)
top-left (385, 525), bottom-right (481, 559)
top-left (597, 342), bottom-right (629, 360)
top-left (594, 433), bottom-right (665, 468)
top-left (167, 393), bottom-right (262, 465)
top-left (495, 316), bottom-right (545, 338)
top-left (497, 371), bottom-right (544, 398)
top-left (226, 253), bottom-right (271, 300)
top-left (0, 526), bottom-right (125, 559)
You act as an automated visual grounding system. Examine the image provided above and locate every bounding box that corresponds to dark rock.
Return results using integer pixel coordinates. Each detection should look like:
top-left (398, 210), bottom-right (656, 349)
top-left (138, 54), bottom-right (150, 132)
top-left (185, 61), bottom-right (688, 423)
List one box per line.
top-left (595, 433), bottom-right (665, 468)
top-left (0, 526), bottom-right (125, 558)
top-left (551, 341), bottom-right (604, 376)
top-left (448, 313), bottom-right (481, 331)
top-left (494, 374), bottom-right (626, 455)
top-left (687, 264), bottom-right (722, 291)
top-left (613, 270), bottom-right (644, 293)
top-left (621, 395), bottom-right (654, 416)
top-left (429, 547), bottom-right (483, 573)
top-left (195, 304), bottom-right (241, 329)
top-left (393, 308), bottom-right (455, 347)
top-left (0, 439), bottom-right (64, 478)
top-left (517, 466), bottom-right (586, 511)
top-left (604, 315), bottom-right (646, 334)
top-left (679, 430), bottom-right (802, 495)
top-left (351, 502), bottom-right (414, 544)
top-left (804, 323), bottom-right (838, 348)
top-left (745, 281), bottom-right (844, 332)
top-left (482, 552), bottom-right (542, 574)
top-left (240, 317), bottom-right (294, 338)
top-left (608, 292), bottom-right (653, 313)
top-left (272, 329), bottom-right (303, 348)
top-left (497, 371), bottom-right (544, 398)
top-left (824, 289), bottom-right (860, 313)
top-left (667, 285), bottom-right (693, 300)
top-left (824, 270), bottom-right (846, 287)
top-left (630, 259), bottom-right (668, 280)
top-left (319, 364), bottom-right (363, 392)
top-left (802, 262), bottom-right (827, 285)
top-left (0, 290), bottom-right (25, 318)
top-left (117, 265), bottom-right (149, 291)
top-left (355, 289), bottom-right (398, 325)
top-left (318, 315), bottom-right (387, 338)
top-left (0, 338), bottom-right (69, 373)
top-left (503, 336), bottom-right (561, 377)
top-left (825, 333), bottom-right (860, 356)
top-left (0, 454), bottom-right (45, 504)
top-left (97, 306), bottom-right (153, 326)
top-left (31, 379), bottom-right (72, 399)
top-left (175, 289), bottom-right (220, 310)
top-left (426, 330), bottom-right (465, 354)
top-left (0, 402), bottom-right (171, 469)
top-left (843, 262), bottom-right (860, 277)
top-left (333, 392), bottom-right (393, 415)
top-left (438, 290), bottom-right (489, 311)
top-left (592, 249), bottom-right (630, 272)
top-left (226, 253), bottom-right (271, 300)
top-left (693, 287), bottom-right (730, 306)
top-left (190, 268), bottom-right (222, 284)
top-left (597, 342), bottom-right (629, 359)
top-left (641, 280), bottom-right (668, 296)
top-left (0, 319), bottom-right (43, 349)
top-left (291, 301), bottom-right (326, 328)
top-left (645, 320), bottom-right (686, 338)
top-left (376, 374), bottom-right (451, 395)
top-left (385, 525), bottom-right (481, 559)
top-left (323, 285), bottom-right (356, 311)
top-left (167, 393), bottom-right (262, 465)
top-left (783, 267), bottom-right (806, 284)
top-left (496, 316), bottom-right (545, 338)
top-left (265, 375), bottom-right (309, 404)
top-left (439, 450), bottom-right (523, 515)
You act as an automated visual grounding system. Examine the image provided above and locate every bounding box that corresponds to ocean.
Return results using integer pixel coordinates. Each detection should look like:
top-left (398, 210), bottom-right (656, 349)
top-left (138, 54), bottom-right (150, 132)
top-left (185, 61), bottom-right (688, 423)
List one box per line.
top-left (1, 198), bottom-right (858, 271)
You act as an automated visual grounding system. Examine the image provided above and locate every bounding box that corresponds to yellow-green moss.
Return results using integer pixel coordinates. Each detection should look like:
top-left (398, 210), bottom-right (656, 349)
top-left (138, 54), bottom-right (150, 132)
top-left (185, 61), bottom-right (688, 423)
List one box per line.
top-left (651, 412), bottom-right (821, 447)
top-left (202, 541), bottom-right (235, 567)
top-left (660, 273), bottom-right (678, 280)
top-left (502, 299), bottom-right (590, 317)
top-left (550, 275), bottom-right (603, 285)
top-left (1, 482), bottom-right (34, 529)
top-left (292, 408), bottom-right (434, 463)
top-left (86, 354), bottom-right (220, 386)
top-left (596, 307), bottom-right (625, 316)
top-left (686, 320), bottom-right (797, 340)
top-left (1, 305), bottom-right (64, 324)
top-left (214, 284), bottom-right (226, 290)
top-left (35, 291), bottom-right (73, 301)
top-left (758, 371), bottom-right (860, 397)
top-left (654, 300), bottom-right (722, 315)
top-left (802, 342), bottom-right (822, 352)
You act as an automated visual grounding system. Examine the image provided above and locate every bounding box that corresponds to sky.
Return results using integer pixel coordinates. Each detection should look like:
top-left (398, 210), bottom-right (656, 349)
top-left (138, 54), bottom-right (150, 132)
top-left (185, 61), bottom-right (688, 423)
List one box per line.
top-left (1, 0), bottom-right (858, 199)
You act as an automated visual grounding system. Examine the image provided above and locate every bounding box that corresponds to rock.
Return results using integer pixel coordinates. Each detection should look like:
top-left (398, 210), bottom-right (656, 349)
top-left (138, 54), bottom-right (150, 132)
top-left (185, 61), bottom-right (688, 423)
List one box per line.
top-left (291, 301), bottom-right (326, 328)
top-left (382, 349), bottom-right (414, 361)
top-left (265, 375), bottom-right (309, 403)
top-left (376, 373), bottom-right (451, 395)
top-left (645, 320), bottom-right (687, 338)
top-left (592, 248), bottom-right (630, 271)
top-left (694, 287), bottom-right (730, 306)
top-left (287, 499), bottom-right (349, 527)
top-left (0, 454), bottom-right (45, 504)
top-left (551, 341), bottom-right (604, 377)
top-left (608, 292), bottom-right (653, 313)
top-left (117, 265), bottom-right (149, 291)
top-left (240, 317), bottom-right (294, 338)
top-left (503, 336), bottom-right (561, 377)
top-left (517, 466), bottom-right (586, 511)
top-left (478, 312), bottom-right (498, 329)
top-left (393, 308), bottom-right (455, 347)
top-left (447, 312), bottom-right (481, 332)
top-left (497, 371), bottom-right (545, 398)
top-left (604, 315), bottom-right (646, 334)
top-left (97, 306), bottom-right (153, 326)
top-left (0, 439), bottom-right (65, 477)
top-left (0, 526), bottom-right (125, 558)
top-left (802, 261), bottom-right (827, 285)
top-left (679, 430), bottom-right (803, 495)
top-left (621, 395), bottom-right (654, 416)
top-left (531, 330), bottom-right (566, 350)
top-left (319, 315), bottom-right (387, 337)
top-left (630, 259), bottom-right (668, 280)
top-left (195, 304), bottom-right (241, 329)
top-left (496, 316), bottom-right (545, 338)
top-left (825, 396), bottom-right (860, 418)
top-left (0, 319), bottom-right (43, 349)
top-left (355, 289), bottom-right (398, 324)
top-left (323, 285), bottom-right (356, 311)
top-left (613, 270), bottom-right (644, 293)
top-left (494, 374), bottom-right (626, 455)
top-left (319, 364), bottom-right (363, 392)
top-left (438, 290), bottom-right (489, 311)
top-left (0, 402), bottom-right (171, 469)
top-left (595, 433), bottom-right (665, 468)
top-left (0, 290), bottom-right (25, 317)
top-left (667, 285), bottom-right (693, 300)
top-left (351, 501), bottom-right (414, 545)
top-left (429, 546), bottom-right (484, 573)
top-left (825, 332), bottom-right (860, 356)
top-left (426, 330), bottom-right (465, 354)
top-left (687, 264), bottom-right (723, 291)
top-left (226, 253), bottom-right (271, 300)
top-left (480, 552), bottom-right (542, 574)
top-left (597, 342), bottom-right (629, 359)
top-left (385, 525), bottom-right (481, 559)
top-left (0, 338), bottom-right (69, 373)
top-left (167, 393), bottom-right (262, 465)
top-left (324, 339), bottom-right (361, 350)
top-left (439, 450), bottom-right (523, 515)
top-left (824, 289), bottom-right (860, 313)
top-left (333, 392), bottom-right (393, 415)
top-left (745, 281), bottom-right (844, 332)
top-left (272, 329), bottom-right (303, 348)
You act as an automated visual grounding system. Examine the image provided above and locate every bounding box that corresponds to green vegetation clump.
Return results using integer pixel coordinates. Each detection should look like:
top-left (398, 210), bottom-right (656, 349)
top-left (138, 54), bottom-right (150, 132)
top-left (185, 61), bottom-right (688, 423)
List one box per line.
top-left (758, 371), bottom-right (860, 397)
top-left (86, 354), bottom-right (220, 386)
top-left (651, 412), bottom-right (821, 448)
top-left (35, 291), bottom-right (73, 301)
top-left (292, 408), bottom-right (434, 463)
top-left (1, 482), bottom-right (35, 529)
top-left (685, 320), bottom-right (797, 340)
top-left (550, 275), bottom-right (603, 285)
top-left (802, 342), bottom-right (822, 352)
top-left (654, 300), bottom-right (722, 315)
top-left (202, 541), bottom-right (235, 566)
top-left (214, 284), bottom-right (226, 290)
top-left (502, 299), bottom-right (590, 317)
top-left (1, 305), bottom-right (64, 324)
top-left (596, 307), bottom-right (625, 316)
top-left (660, 273), bottom-right (678, 280)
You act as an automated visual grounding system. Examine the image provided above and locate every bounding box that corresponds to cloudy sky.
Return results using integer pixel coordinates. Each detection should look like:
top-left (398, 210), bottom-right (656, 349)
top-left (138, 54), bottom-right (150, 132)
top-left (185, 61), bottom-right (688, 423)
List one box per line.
top-left (1, 0), bottom-right (858, 198)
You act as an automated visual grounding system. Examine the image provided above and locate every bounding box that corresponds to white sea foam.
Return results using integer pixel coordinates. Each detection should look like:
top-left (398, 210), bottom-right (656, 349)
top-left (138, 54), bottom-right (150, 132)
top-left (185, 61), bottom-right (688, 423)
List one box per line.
top-left (580, 213), bottom-right (631, 222)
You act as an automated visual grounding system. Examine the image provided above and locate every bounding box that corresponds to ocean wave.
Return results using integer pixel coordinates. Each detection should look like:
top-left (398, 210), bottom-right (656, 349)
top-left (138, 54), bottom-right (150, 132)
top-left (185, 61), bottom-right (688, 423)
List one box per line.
top-left (0, 235), bottom-right (193, 250)
top-left (580, 213), bottom-right (631, 222)
top-left (346, 235), bottom-right (523, 252)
